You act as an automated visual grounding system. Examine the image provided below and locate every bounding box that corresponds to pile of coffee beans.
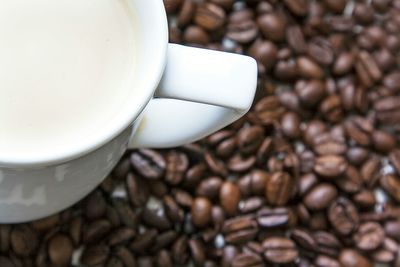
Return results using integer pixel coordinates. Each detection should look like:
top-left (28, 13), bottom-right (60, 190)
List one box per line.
top-left (2, 0), bottom-right (400, 266)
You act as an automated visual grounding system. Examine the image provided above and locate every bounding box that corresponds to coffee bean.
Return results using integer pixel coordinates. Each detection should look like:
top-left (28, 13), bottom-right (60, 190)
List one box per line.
top-left (385, 220), bottom-right (400, 241)
top-left (283, 0), bottom-right (308, 17)
top-left (248, 40), bottom-right (278, 72)
top-left (164, 0), bottom-right (182, 13)
top-left (308, 37), bottom-right (334, 66)
top-left (328, 197), bottom-right (359, 235)
top-left (344, 117), bottom-right (373, 146)
top-left (220, 181), bottom-right (241, 216)
top-left (257, 207), bottom-right (290, 228)
top-left (210, 0), bottom-right (234, 10)
top-left (165, 150), bottom-right (189, 185)
top-left (281, 112), bottom-right (301, 139)
top-left (223, 216), bottom-right (258, 244)
top-left (314, 155), bottom-right (347, 178)
top-left (291, 229), bottom-right (317, 251)
top-left (380, 174), bottom-right (400, 202)
top-left (84, 190), bottom-right (106, 220)
top-left (372, 130), bottom-right (396, 153)
top-left (115, 246), bottom-right (137, 267)
top-left (297, 56), bottom-right (324, 79)
top-left (226, 19), bottom-right (258, 44)
top-left (108, 227), bottom-right (136, 246)
top-left (228, 154), bottom-right (256, 172)
top-left (183, 25), bottom-right (210, 45)
top-left (188, 239), bottom-right (206, 267)
top-left (354, 222), bottom-right (385, 251)
top-left (11, 226), bottom-right (38, 257)
top-left (239, 197), bottom-right (264, 214)
top-left (257, 13), bottom-right (286, 42)
top-left (81, 244), bottom-right (109, 266)
top-left (303, 183), bottom-right (338, 210)
top-left (156, 250), bottom-right (172, 267)
top-left (314, 255), bottom-right (341, 267)
top-left (333, 52), bottom-right (354, 76)
top-left (191, 197), bottom-right (212, 228)
top-left (83, 219), bottom-right (112, 243)
top-left (353, 190), bottom-right (376, 208)
top-left (286, 25), bottom-right (307, 54)
top-left (319, 95), bottom-right (343, 123)
top-left (262, 237), bottom-right (298, 264)
top-left (324, 0), bottom-right (346, 13)
top-left (177, 0), bottom-right (196, 27)
top-left (356, 50), bottom-right (382, 87)
top-left (232, 253), bottom-right (264, 267)
top-left (265, 172), bottom-right (294, 206)
top-left (205, 152), bottom-right (228, 176)
top-left (142, 207), bottom-right (172, 231)
top-left (389, 149), bottom-right (400, 175)
top-left (130, 149), bottom-right (166, 179)
top-left (48, 234), bottom-right (74, 267)
top-left (195, 3), bottom-right (226, 31)
top-left (339, 249), bottom-right (372, 267)
top-left (126, 173), bottom-right (149, 207)
top-left (238, 126), bottom-right (264, 155)
top-left (130, 229), bottom-right (157, 252)
top-left (313, 231), bottom-right (342, 257)
top-left (346, 147), bottom-right (369, 166)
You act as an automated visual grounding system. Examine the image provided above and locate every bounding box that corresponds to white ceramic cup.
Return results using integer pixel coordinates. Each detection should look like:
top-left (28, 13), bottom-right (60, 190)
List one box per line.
top-left (0, 0), bottom-right (257, 223)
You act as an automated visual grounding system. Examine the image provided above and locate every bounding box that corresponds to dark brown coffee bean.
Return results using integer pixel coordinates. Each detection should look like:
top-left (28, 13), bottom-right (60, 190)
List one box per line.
top-left (194, 3), bottom-right (226, 31)
top-left (319, 95), bottom-right (343, 123)
top-left (283, 0), bottom-right (308, 16)
top-left (183, 25), bottom-right (210, 45)
top-left (281, 112), bottom-right (301, 139)
top-left (356, 50), bottom-right (382, 87)
top-left (344, 117), bottom-right (373, 146)
top-left (298, 173), bottom-right (318, 196)
top-left (11, 226), bottom-right (38, 257)
top-left (220, 181), bottom-right (241, 216)
top-left (226, 19), bottom-right (258, 44)
top-left (313, 136), bottom-right (347, 156)
top-left (126, 173), bottom-right (149, 207)
top-left (314, 155), bottom-right (347, 178)
top-left (177, 0), bottom-right (196, 27)
top-left (314, 255), bottom-right (340, 267)
top-left (222, 246), bottom-right (239, 267)
top-left (274, 59), bottom-right (298, 81)
top-left (155, 250), bottom-right (172, 267)
top-left (385, 220), bottom-right (400, 241)
top-left (248, 40), bottom-right (278, 72)
top-left (326, 16), bottom-right (354, 33)
top-left (238, 126), bottom-right (264, 155)
top-left (346, 147), bottom-right (369, 166)
top-left (205, 152), bottom-right (228, 176)
top-left (265, 172), bottom-right (294, 206)
top-left (308, 37), bottom-right (334, 66)
top-left (196, 176), bottom-right (223, 200)
top-left (296, 80), bottom-right (326, 108)
top-left (150, 231), bottom-right (178, 253)
top-left (191, 197), bottom-right (212, 228)
top-left (165, 151), bottom-right (189, 185)
top-left (286, 25), bottom-right (307, 54)
top-left (130, 229), bottom-right (157, 252)
top-left (257, 13), bottom-right (286, 42)
top-left (113, 200), bottom-right (140, 228)
top-left (374, 49), bottom-right (396, 72)
top-left (48, 234), bottom-right (73, 267)
top-left (297, 56), bottom-right (324, 79)
top-left (188, 239), bottom-right (205, 267)
top-left (353, 190), bottom-right (376, 208)
top-left (353, 3), bottom-right (374, 25)
top-left (328, 197), bottom-right (359, 236)
top-left (184, 163), bottom-right (206, 189)
top-left (354, 222), bottom-right (385, 251)
top-left (290, 229), bottom-right (317, 251)
top-left (324, 0), bottom-right (346, 13)
top-left (83, 219), bottom-right (112, 243)
top-left (172, 236), bottom-right (189, 265)
top-left (115, 246), bottom-right (136, 267)
top-left (389, 149), bottom-right (400, 175)
top-left (142, 208), bottom-right (172, 231)
top-left (232, 253), bottom-right (264, 267)
top-left (313, 231), bottom-right (342, 257)
top-left (223, 216), bottom-right (258, 245)
top-left (380, 175), bottom-right (400, 202)
top-left (209, 0), bottom-right (234, 10)
top-left (130, 149), bottom-right (166, 179)
top-left (31, 215), bottom-right (60, 233)
top-left (303, 120), bottom-right (327, 146)
top-left (339, 249), bottom-right (372, 267)
top-left (173, 189), bottom-right (193, 209)
top-left (239, 197), bottom-right (264, 214)
top-left (228, 154), bottom-right (256, 172)
top-left (84, 190), bottom-right (106, 220)
top-left (372, 130), bottom-right (395, 153)
top-left (303, 183), bottom-right (338, 210)
top-left (262, 237), bottom-right (298, 264)
top-left (257, 207), bottom-right (290, 228)
top-left (249, 170), bottom-right (269, 196)
top-left (108, 227), bottom-right (136, 246)
top-left (333, 52), bottom-right (354, 76)
top-left (336, 164), bottom-right (363, 193)
top-left (81, 244), bottom-right (109, 266)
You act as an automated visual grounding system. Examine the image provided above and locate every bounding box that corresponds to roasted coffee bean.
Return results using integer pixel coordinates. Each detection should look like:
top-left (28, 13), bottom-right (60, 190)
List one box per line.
top-left (142, 207), bottom-right (172, 231)
top-left (257, 207), bottom-right (290, 228)
top-left (308, 37), bottom-right (334, 66)
top-left (339, 249), bottom-right (372, 267)
top-left (165, 151), bottom-right (189, 185)
top-left (227, 154), bottom-right (256, 172)
top-left (205, 152), bottom-right (228, 176)
top-left (48, 234), bottom-right (74, 267)
top-left (380, 174), bottom-right (400, 202)
top-left (385, 220), bottom-right (400, 241)
top-left (11, 226), bottom-right (38, 257)
top-left (297, 56), bottom-right (324, 79)
top-left (81, 244), bottom-right (109, 266)
top-left (172, 236), bottom-right (189, 265)
top-left (84, 191), bottom-right (106, 220)
top-left (283, 0), bottom-right (308, 17)
top-left (324, 0), bottom-right (346, 13)
top-left (177, 0), bottom-right (196, 27)
top-left (232, 253), bottom-right (264, 267)
top-left (223, 216), bottom-right (258, 244)
top-left (108, 227), bottom-right (136, 246)
top-left (389, 149), bottom-right (400, 175)
top-left (372, 130), bottom-right (396, 153)
top-left (196, 176), bottom-right (223, 200)
top-left (126, 173), bottom-right (149, 207)
top-left (303, 183), bottom-right (338, 210)
top-left (130, 149), bottom-right (166, 179)
top-left (164, 0), bottom-right (182, 13)
top-left (313, 231), bottom-right (342, 257)
top-left (314, 155), bottom-right (347, 178)
top-left (291, 229), bottom-right (317, 251)
top-left (239, 197), bottom-right (264, 214)
top-left (346, 147), bottom-right (369, 166)
top-left (319, 95), bottom-right (343, 123)
top-left (344, 117), bottom-right (373, 146)
top-left (353, 190), bottom-right (376, 208)
top-left (262, 237), bottom-right (298, 264)
top-left (83, 219), bottom-right (112, 243)
top-left (130, 229), bottom-right (157, 252)
top-left (333, 52), bottom-right (354, 76)
top-left (191, 197), bottom-right (212, 228)
top-left (257, 14), bottom-right (286, 42)
top-left (188, 239), bottom-right (206, 267)
top-left (281, 112), bottom-right (301, 139)
top-left (314, 255), bottom-right (340, 267)
top-left (286, 25), bottom-right (307, 54)
top-left (303, 120), bottom-right (327, 146)
top-left (298, 173), bottom-right (318, 196)
top-left (328, 197), bottom-right (359, 235)
top-left (220, 181), bottom-right (241, 216)
top-left (183, 25), bottom-right (210, 45)
top-left (238, 126), bottom-right (264, 155)
top-left (265, 172), bottom-right (294, 206)
top-left (248, 40), bottom-right (278, 72)
top-left (226, 19), bottom-right (258, 44)
top-left (195, 3), bottom-right (226, 31)
top-left (354, 222), bottom-right (385, 251)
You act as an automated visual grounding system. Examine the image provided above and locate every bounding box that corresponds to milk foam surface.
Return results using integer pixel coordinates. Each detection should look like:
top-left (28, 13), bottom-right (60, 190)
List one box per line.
top-left (0, 0), bottom-right (137, 158)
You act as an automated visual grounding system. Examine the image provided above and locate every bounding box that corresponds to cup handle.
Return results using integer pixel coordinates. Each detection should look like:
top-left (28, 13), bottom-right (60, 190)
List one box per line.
top-left (129, 44), bottom-right (257, 148)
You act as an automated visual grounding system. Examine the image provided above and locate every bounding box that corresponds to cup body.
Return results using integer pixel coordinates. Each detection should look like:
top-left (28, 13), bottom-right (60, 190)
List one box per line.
top-left (0, 0), bottom-right (169, 223)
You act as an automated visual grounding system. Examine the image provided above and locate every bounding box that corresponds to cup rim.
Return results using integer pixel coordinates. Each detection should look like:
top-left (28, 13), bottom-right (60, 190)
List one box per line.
top-left (0, 0), bottom-right (168, 168)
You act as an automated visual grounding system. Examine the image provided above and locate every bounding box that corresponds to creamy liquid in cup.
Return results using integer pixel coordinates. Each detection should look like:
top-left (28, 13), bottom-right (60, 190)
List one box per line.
top-left (0, 0), bottom-right (138, 159)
